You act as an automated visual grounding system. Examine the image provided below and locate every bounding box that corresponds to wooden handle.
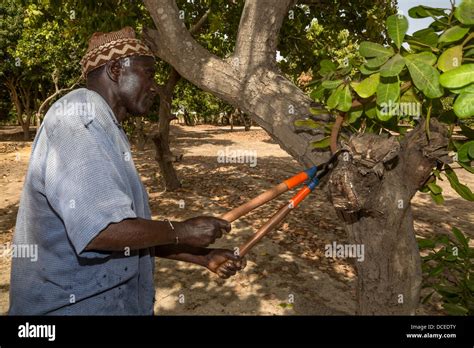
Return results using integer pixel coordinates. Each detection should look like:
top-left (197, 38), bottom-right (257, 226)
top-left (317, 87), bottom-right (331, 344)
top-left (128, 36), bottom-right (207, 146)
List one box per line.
top-left (237, 203), bottom-right (292, 257)
top-left (220, 182), bottom-right (288, 222)
top-left (220, 168), bottom-right (317, 222)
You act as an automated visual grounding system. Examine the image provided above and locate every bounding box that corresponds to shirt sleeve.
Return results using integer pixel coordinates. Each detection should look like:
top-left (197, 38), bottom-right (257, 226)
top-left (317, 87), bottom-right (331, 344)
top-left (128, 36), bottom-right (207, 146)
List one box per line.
top-left (44, 116), bottom-right (137, 257)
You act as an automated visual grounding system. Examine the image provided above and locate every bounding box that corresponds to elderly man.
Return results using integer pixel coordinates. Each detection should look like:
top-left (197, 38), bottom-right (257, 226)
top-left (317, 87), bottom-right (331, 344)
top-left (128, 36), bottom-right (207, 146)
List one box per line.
top-left (9, 27), bottom-right (245, 315)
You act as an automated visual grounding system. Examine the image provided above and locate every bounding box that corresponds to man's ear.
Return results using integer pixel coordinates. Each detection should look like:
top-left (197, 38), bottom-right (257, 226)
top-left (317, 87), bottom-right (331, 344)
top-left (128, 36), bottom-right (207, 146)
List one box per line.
top-left (105, 59), bottom-right (122, 82)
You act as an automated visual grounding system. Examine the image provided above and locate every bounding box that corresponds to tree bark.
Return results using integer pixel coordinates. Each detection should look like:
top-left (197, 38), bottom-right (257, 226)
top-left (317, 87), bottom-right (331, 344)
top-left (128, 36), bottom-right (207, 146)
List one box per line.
top-left (150, 8), bottom-right (211, 191)
top-left (143, 0), bottom-right (450, 314)
top-left (153, 68), bottom-right (182, 191)
top-left (328, 119), bottom-right (449, 314)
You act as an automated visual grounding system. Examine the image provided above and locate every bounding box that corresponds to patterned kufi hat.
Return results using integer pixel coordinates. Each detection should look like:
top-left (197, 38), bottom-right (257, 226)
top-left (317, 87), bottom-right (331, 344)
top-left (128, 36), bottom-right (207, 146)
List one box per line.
top-left (80, 26), bottom-right (154, 77)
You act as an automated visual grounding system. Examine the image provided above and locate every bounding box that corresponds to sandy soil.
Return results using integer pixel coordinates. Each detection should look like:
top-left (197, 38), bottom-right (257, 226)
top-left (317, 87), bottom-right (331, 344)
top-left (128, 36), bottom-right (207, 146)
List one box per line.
top-left (0, 124), bottom-right (472, 315)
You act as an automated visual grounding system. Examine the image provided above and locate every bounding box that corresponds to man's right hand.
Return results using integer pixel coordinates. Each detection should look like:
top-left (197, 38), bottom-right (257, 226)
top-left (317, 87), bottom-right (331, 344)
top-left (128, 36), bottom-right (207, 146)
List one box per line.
top-left (176, 216), bottom-right (231, 247)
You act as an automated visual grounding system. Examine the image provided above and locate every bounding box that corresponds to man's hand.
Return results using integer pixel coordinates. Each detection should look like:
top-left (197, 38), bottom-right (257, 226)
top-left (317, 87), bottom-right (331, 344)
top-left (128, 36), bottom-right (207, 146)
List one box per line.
top-left (177, 216), bottom-right (231, 248)
top-left (205, 249), bottom-right (247, 279)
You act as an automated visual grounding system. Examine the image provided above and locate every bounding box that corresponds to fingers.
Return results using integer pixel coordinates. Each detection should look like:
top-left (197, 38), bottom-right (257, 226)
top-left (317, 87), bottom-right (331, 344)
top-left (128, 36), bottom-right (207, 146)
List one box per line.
top-left (215, 258), bottom-right (247, 279)
top-left (216, 261), bottom-right (237, 279)
top-left (215, 218), bottom-right (231, 233)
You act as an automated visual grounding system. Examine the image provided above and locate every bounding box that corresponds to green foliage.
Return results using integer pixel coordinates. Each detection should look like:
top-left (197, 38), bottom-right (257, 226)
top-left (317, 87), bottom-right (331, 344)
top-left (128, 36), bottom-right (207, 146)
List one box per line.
top-left (303, 0), bottom-right (474, 203)
top-left (279, 0), bottom-right (397, 81)
top-left (418, 227), bottom-right (473, 315)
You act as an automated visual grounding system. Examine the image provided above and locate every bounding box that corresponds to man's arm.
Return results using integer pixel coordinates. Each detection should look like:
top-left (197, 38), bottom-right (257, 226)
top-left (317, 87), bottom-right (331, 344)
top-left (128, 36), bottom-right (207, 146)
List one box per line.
top-left (85, 216), bottom-right (229, 252)
top-left (155, 245), bottom-right (247, 279)
top-left (154, 244), bottom-right (210, 266)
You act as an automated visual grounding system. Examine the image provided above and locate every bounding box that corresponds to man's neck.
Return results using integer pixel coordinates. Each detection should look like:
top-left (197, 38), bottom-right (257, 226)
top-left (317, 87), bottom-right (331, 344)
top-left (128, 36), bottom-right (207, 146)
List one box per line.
top-left (86, 83), bottom-right (128, 123)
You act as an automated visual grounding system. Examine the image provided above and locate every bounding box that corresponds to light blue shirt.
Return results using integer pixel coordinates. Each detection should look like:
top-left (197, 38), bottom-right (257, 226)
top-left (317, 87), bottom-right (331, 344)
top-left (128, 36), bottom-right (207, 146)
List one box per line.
top-left (9, 88), bottom-right (155, 315)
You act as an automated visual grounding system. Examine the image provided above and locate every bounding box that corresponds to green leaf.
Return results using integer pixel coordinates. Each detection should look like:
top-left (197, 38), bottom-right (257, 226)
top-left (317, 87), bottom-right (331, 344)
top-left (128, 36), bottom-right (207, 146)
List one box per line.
top-left (319, 59), bottom-right (337, 76)
top-left (435, 284), bottom-right (461, 295)
top-left (309, 107), bottom-right (330, 115)
top-left (295, 119), bottom-right (323, 129)
top-left (429, 264), bottom-right (444, 276)
top-left (411, 28), bottom-right (439, 47)
top-left (326, 85), bottom-right (352, 112)
top-left (366, 55), bottom-right (391, 68)
top-left (347, 107), bottom-right (363, 123)
top-left (452, 227), bottom-right (469, 249)
top-left (460, 124), bottom-right (474, 139)
top-left (453, 93), bottom-right (474, 119)
top-left (400, 88), bottom-right (422, 117)
top-left (409, 5), bottom-right (446, 18)
top-left (459, 161), bottom-right (474, 173)
top-left (450, 83), bottom-right (474, 94)
top-left (465, 48), bottom-right (474, 57)
top-left (439, 26), bottom-right (470, 43)
top-left (443, 303), bottom-right (469, 315)
top-left (310, 85), bottom-right (325, 101)
top-left (377, 77), bottom-right (400, 107)
top-left (380, 54), bottom-right (405, 77)
top-left (417, 238), bottom-right (436, 249)
top-left (327, 86), bottom-right (343, 109)
top-left (406, 59), bottom-right (444, 98)
top-left (311, 136), bottom-right (331, 149)
top-left (430, 191), bottom-right (445, 204)
top-left (439, 64), bottom-right (474, 89)
top-left (322, 80), bottom-right (343, 89)
top-left (351, 73), bottom-right (380, 98)
top-left (364, 102), bottom-right (377, 119)
top-left (444, 165), bottom-right (474, 201)
top-left (438, 45), bottom-right (463, 72)
top-left (466, 280), bottom-right (474, 292)
top-left (387, 14), bottom-right (409, 49)
top-left (457, 140), bottom-right (474, 162)
top-left (338, 85), bottom-right (353, 112)
top-left (359, 41), bottom-right (394, 58)
top-left (360, 64), bottom-right (380, 75)
top-left (422, 291), bottom-right (435, 304)
top-left (428, 182), bottom-right (443, 194)
top-left (455, 0), bottom-right (474, 25)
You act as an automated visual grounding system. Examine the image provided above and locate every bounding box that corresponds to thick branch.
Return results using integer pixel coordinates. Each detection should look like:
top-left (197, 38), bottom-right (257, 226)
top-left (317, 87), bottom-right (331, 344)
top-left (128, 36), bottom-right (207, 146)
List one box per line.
top-left (234, 0), bottom-right (293, 67)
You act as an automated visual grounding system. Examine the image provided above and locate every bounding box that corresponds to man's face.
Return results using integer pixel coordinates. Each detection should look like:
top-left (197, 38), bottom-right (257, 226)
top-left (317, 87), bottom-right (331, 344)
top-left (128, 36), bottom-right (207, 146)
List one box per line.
top-left (117, 56), bottom-right (157, 116)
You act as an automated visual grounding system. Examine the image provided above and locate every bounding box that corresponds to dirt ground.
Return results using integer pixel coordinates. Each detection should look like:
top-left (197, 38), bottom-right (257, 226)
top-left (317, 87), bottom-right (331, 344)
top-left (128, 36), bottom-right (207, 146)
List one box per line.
top-left (0, 124), bottom-right (472, 315)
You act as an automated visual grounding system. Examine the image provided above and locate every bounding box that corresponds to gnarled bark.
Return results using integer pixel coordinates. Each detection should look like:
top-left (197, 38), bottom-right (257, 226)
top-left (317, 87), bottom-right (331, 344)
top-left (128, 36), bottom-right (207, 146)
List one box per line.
top-left (328, 119), bottom-right (449, 314)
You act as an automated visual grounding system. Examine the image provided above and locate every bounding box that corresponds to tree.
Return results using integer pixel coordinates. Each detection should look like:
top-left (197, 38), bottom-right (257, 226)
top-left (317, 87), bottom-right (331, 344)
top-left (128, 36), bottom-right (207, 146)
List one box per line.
top-left (152, 7), bottom-right (213, 191)
top-left (0, 0), bottom-right (151, 139)
top-left (143, 0), bottom-right (473, 315)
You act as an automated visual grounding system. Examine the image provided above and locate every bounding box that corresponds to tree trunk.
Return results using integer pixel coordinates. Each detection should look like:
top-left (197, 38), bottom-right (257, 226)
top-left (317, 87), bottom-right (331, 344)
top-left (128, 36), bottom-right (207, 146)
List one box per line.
top-left (238, 109), bottom-right (251, 131)
top-left (143, 0), bottom-right (450, 314)
top-left (135, 117), bottom-right (148, 151)
top-left (153, 68), bottom-right (182, 191)
top-left (328, 120), bottom-right (449, 314)
top-left (21, 120), bottom-right (30, 141)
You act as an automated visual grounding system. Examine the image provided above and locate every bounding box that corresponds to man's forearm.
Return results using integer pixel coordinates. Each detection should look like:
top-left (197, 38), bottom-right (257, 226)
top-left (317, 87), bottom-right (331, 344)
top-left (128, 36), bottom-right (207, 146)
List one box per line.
top-left (86, 217), bottom-right (183, 252)
top-left (154, 245), bottom-right (210, 267)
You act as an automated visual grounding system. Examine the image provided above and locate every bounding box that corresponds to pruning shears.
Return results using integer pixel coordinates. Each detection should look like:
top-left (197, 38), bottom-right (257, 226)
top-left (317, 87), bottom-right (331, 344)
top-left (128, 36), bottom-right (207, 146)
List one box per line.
top-left (220, 150), bottom-right (344, 257)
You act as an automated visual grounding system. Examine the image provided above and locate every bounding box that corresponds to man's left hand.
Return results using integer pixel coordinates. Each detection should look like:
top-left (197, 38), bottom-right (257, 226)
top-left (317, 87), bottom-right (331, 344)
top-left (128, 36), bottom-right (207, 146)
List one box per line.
top-left (205, 249), bottom-right (247, 279)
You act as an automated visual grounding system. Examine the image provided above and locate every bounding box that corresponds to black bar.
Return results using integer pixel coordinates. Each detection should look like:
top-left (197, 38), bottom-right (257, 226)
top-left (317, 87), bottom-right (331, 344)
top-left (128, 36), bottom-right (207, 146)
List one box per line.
top-left (0, 315), bottom-right (472, 346)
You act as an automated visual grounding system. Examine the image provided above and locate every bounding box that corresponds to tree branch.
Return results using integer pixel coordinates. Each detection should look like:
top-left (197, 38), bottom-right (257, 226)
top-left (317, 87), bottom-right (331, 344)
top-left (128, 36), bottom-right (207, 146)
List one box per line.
top-left (234, 0), bottom-right (293, 67)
